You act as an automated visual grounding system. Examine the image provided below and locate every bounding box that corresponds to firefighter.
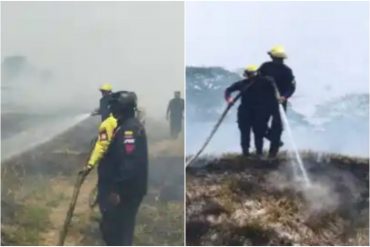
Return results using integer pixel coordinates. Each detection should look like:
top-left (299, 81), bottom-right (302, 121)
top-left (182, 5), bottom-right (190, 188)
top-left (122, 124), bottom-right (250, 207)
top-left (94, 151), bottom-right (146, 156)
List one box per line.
top-left (91, 83), bottom-right (113, 121)
top-left (225, 65), bottom-right (278, 157)
top-left (166, 91), bottom-right (184, 139)
top-left (83, 91), bottom-right (148, 245)
top-left (259, 45), bottom-right (296, 157)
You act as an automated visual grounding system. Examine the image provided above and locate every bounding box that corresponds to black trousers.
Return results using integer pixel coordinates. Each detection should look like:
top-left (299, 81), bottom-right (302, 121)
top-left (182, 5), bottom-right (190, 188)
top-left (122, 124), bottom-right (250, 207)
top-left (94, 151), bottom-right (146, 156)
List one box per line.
top-left (170, 116), bottom-right (182, 139)
top-left (238, 107), bottom-right (271, 155)
top-left (268, 102), bottom-right (287, 156)
top-left (98, 191), bottom-right (143, 246)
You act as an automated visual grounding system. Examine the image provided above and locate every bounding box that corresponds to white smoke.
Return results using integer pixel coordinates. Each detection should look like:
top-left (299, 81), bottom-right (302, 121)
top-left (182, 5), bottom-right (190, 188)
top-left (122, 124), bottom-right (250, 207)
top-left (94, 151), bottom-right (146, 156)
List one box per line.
top-left (2, 1), bottom-right (184, 119)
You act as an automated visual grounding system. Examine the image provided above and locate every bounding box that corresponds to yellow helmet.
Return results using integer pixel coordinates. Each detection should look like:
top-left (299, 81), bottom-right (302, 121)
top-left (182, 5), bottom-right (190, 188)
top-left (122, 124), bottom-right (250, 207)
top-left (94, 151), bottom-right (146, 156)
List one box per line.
top-left (244, 64), bottom-right (258, 73)
top-left (268, 45), bottom-right (287, 59)
top-left (99, 83), bottom-right (112, 92)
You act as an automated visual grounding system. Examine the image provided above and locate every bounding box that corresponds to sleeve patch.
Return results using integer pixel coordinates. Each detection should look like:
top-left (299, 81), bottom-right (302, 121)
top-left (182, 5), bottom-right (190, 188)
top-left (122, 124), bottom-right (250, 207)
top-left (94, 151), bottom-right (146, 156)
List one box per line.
top-left (124, 138), bottom-right (135, 144)
top-left (124, 130), bottom-right (135, 154)
top-left (125, 143), bottom-right (135, 154)
top-left (124, 130), bottom-right (134, 136)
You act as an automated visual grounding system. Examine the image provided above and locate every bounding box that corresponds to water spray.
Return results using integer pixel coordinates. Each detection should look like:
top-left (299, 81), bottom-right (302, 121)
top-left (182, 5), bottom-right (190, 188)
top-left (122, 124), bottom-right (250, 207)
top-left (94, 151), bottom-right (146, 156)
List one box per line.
top-left (2, 113), bottom-right (91, 162)
top-left (268, 81), bottom-right (311, 186)
top-left (279, 104), bottom-right (311, 186)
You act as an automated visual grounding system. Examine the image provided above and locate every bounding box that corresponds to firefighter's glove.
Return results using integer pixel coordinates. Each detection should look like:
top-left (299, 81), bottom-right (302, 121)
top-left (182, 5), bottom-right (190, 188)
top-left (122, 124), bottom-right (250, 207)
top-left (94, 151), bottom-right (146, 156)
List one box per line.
top-left (278, 96), bottom-right (287, 104)
top-left (226, 97), bottom-right (234, 105)
top-left (79, 164), bottom-right (93, 175)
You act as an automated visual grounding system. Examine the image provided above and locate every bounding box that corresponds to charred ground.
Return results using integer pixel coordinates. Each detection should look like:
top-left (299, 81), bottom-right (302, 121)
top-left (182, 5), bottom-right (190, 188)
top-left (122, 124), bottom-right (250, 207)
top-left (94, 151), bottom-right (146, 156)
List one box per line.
top-left (186, 152), bottom-right (369, 245)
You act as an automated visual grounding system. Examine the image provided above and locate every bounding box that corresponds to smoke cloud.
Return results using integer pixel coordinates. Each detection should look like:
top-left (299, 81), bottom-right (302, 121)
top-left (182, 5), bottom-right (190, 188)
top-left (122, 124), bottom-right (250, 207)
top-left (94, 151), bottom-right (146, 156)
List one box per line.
top-left (2, 1), bottom-right (184, 118)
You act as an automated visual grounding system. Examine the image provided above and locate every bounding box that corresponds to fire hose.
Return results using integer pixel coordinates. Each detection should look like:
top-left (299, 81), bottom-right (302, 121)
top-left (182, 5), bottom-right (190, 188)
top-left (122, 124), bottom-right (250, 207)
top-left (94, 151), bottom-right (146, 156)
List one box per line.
top-left (57, 169), bottom-right (91, 245)
top-left (186, 79), bottom-right (283, 167)
top-left (57, 137), bottom-right (96, 246)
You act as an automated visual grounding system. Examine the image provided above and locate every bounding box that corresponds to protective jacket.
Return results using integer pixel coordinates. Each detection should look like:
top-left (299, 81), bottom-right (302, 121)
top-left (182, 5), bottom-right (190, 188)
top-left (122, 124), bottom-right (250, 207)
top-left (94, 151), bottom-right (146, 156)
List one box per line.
top-left (167, 98), bottom-right (184, 120)
top-left (88, 115), bottom-right (117, 167)
top-left (225, 75), bottom-right (278, 110)
top-left (258, 61), bottom-right (296, 99)
top-left (98, 117), bottom-right (148, 197)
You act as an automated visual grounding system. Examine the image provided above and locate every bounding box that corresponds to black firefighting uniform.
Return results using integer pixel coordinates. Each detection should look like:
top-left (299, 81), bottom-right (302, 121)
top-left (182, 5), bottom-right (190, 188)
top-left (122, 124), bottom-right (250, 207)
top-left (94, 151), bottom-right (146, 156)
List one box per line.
top-left (259, 61), bottom-right (296, 155)
top-left (225, 75), bottom-right (277, 155)
top-left (97, 117), bottom-right (148, 246)
top-left (167, 98), bottom-right (184, 139)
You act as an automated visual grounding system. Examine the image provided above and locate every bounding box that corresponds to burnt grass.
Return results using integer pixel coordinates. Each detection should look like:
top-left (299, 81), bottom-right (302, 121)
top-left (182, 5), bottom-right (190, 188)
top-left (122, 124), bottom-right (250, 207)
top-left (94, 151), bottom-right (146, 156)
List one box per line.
top-left (186, 152), bottom-right (369, 245)
top-left (1, 116), bottom-right (184, 245)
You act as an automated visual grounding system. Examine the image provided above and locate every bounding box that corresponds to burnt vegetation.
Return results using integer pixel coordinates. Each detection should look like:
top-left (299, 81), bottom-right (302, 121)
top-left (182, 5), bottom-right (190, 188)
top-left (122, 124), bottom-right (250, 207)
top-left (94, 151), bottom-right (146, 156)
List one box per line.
top-left (186, 152), bottom-right (369, 245)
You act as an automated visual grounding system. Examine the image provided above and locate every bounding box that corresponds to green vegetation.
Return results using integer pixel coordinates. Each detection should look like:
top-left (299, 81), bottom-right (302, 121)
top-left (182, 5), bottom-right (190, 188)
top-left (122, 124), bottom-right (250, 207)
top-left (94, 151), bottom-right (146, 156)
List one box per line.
top-left (2, 204), bottom-right (50, 245)
top-left (2, 119), bottom-right (184, 245)
top-left (135, 201), bottom-right (184, 245)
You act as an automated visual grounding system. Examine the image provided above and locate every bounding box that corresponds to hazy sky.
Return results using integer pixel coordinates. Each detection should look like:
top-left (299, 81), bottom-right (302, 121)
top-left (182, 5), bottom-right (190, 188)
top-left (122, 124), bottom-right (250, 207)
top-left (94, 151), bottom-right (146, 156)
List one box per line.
top-left (2, 2), bottom-right (184, 117)
top-left (186, 1), bottom-right (369, 115)
top-left (2, 1), bottom-right (369, 117)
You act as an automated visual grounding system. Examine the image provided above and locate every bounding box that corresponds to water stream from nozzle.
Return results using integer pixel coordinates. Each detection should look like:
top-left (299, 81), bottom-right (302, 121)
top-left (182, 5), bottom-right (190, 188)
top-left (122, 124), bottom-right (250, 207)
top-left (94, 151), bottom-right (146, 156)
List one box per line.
top-left (2, 113), bottom-right (91, 162)
top-left (279, 104), bottom-right (311, 187)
